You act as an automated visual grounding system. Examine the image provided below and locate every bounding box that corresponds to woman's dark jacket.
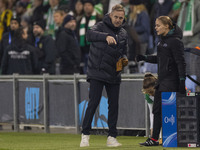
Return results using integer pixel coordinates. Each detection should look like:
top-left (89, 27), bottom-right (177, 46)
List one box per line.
top-left (146, 24), bottom-right (186, 91)
top-left (86, 14), bottom-right (128, 84)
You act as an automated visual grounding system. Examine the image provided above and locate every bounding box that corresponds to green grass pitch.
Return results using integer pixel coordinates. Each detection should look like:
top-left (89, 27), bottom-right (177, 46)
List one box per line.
top-left (0, 132), bottom-right (199, 150)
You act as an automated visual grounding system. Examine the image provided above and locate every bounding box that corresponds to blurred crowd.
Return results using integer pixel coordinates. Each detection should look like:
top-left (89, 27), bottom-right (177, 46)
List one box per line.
top-left (0, 0), bottom-right (200, 75)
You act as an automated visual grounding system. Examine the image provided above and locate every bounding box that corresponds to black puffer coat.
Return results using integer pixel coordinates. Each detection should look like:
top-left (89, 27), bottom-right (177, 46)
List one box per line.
top-left (146, 24), bottom-right (186, 91)
top-left (86, 14), bottom-right (128, 84)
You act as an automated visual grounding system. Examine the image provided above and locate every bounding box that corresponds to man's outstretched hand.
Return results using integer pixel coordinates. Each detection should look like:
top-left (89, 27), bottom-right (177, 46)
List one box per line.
top-left (106, 36), bottom-right (117, 45)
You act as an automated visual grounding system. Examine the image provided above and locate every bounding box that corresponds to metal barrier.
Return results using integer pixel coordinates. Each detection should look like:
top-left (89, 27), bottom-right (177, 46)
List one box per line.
top-left (0, 74), bottom-right (150, 136)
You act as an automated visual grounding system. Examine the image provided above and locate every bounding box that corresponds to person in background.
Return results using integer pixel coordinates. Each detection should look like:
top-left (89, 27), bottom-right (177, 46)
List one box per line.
top-left (177, 0), bottom-right (200, 48)
top-left (121, 0), bottom-right (130, 18)
top-left (56, 14), bottom-right (81, 74)
top-left (53, 9), bottom-right (67, 74)
top-left (15, 1), bottom-right (27, 19)
top-left (33, 20), bottom-right (57, 74)
top-left (45, 0), bottom-right (60, 39)
top-left (57, 4), bottom-right (69, 17)
top-left (1, 27), bottom-right (38, 74)
top-left (137, 16), bottom-right (186, 146)
top-left (168, 0), bottom-right (181, 23)
top-left (8, 0), bottom-right (17, 10)
top-left (29, 0), bottom-right (46, 24)
top-left (73, 0), bottom-right (84, 22)
top-left (77, 0), bottom-right (102, 74)
top-left (0, 16), bottom-right (20, 68)
top-left (53, 9), bottom-right (65, 28)
top-left (0, 0), bottom-right (13, 41)
top-left (128, 0), bottom-right (150, 55)
top-left (80, 4), bottom-right (128, 147)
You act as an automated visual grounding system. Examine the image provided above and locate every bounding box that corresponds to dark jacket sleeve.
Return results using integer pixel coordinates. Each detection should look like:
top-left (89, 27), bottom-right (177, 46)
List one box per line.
top-left (170, 38), bottom-right (186, 78)
top-left (86, 22), bottom-right (110, 42)
top-left (146, 55), bottom-right (157, 64)
top-left (0, 33), bottom-right (8, 66)
top-left (56, 31), bottom-right (67, 57)
top-left (0, 42), bottom-right (2, 66)
top-left (29, 45), bottom-right (39, 74)
top-left (122, 31), bottom-right (128, 57)
top-left (43, 36), bottom-right (57, 70)
top-left (1, 47), bottom-right (9, 74)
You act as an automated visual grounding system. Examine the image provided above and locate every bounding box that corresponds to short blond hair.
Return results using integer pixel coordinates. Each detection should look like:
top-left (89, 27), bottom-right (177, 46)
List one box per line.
top-left (111, 4), bottom-right (125, 14)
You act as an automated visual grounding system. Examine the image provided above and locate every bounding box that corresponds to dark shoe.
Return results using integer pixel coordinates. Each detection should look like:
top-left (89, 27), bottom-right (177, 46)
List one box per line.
top-left (139, 138), bottom-right (159, 146)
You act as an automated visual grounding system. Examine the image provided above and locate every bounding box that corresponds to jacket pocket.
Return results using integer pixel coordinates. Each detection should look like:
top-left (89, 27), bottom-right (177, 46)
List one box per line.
top-left (166, 58), bottom-right (172, 72)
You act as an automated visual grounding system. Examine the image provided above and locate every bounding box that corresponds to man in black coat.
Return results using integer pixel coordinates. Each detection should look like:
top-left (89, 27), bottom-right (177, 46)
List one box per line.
top-left (80, 4), bottom-right (128, 147)
top-left (33, 20), bottom-right (57, 74)
top-left (55, 14), bottom-right (81, 74)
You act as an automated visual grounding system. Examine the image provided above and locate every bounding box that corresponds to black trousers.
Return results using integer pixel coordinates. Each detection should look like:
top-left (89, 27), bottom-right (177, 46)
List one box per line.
top-left (152, 81), bottom-right (179, 140)
top-left (152, 89), bottom-right (162, 140)
top-left (82, 79), bottom-right (120, 137)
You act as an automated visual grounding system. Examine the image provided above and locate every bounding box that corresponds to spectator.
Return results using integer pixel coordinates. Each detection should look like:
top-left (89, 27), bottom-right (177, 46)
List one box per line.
top-left (15, 1), bottom-right (27, 19)
top-left (57, 4), bottom-right (69, 17)
top-left (53, 9), bottom-right (65, 27)
top-left (128, 0), bottom-right (150, 55)
top-left (56, 14), bottom-right (81, 74)
top-left (80, 4), bottom-right (128, 147)
top-left (0, 16), bottom-right (20, 68)
top-left (77, 0), bottom-right (102, 74)
top-left (0, 0), bottom-right (13, 41)
top-left (168, 0), bottom-right (181, 23)
top-left (177, 0), bottom-right (200, 48)
top-left (151, 0), bottom-right (174, 23)
top-left (53, 9), bottom-right (66, 74)
top-left (33, 20), bottom-right (57, 74)
top-left (1, 27), bottom-right (38, 75)
top-left (45, 0), bottom-right (60, 39)
top-left (21, 16), bottom-right (35, 46)
top-left (29, 0), bottom-right (46, 24)
top-left (8, 0), bottom-right (17, 10)
top-left (73, 0), bottom-right (84, 22)
top-left (121, 0), bottom-right (130, 18)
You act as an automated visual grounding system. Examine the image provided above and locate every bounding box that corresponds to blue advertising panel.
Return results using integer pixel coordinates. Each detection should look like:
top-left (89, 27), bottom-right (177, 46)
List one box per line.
top-left (19, 82), bottom-right (44, 124)
top-left (162, 92), bottom-right (177, 147)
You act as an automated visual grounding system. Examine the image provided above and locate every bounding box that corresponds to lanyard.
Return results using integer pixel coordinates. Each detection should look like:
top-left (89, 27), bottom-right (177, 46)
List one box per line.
top-left (35, 37), bottom-right (40, 47)
top-left (8, 32), bottom-right (11, 44)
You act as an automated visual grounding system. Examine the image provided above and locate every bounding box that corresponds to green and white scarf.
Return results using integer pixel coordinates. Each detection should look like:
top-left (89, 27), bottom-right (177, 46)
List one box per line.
top-left (45, 5), bottom-right (58, 39)
top-left (79, 11), bottom-right (96, 47)
top-left (177, 0), bottom-right (194, 36)
top-left (94, 3), bottom-right (103, 15)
